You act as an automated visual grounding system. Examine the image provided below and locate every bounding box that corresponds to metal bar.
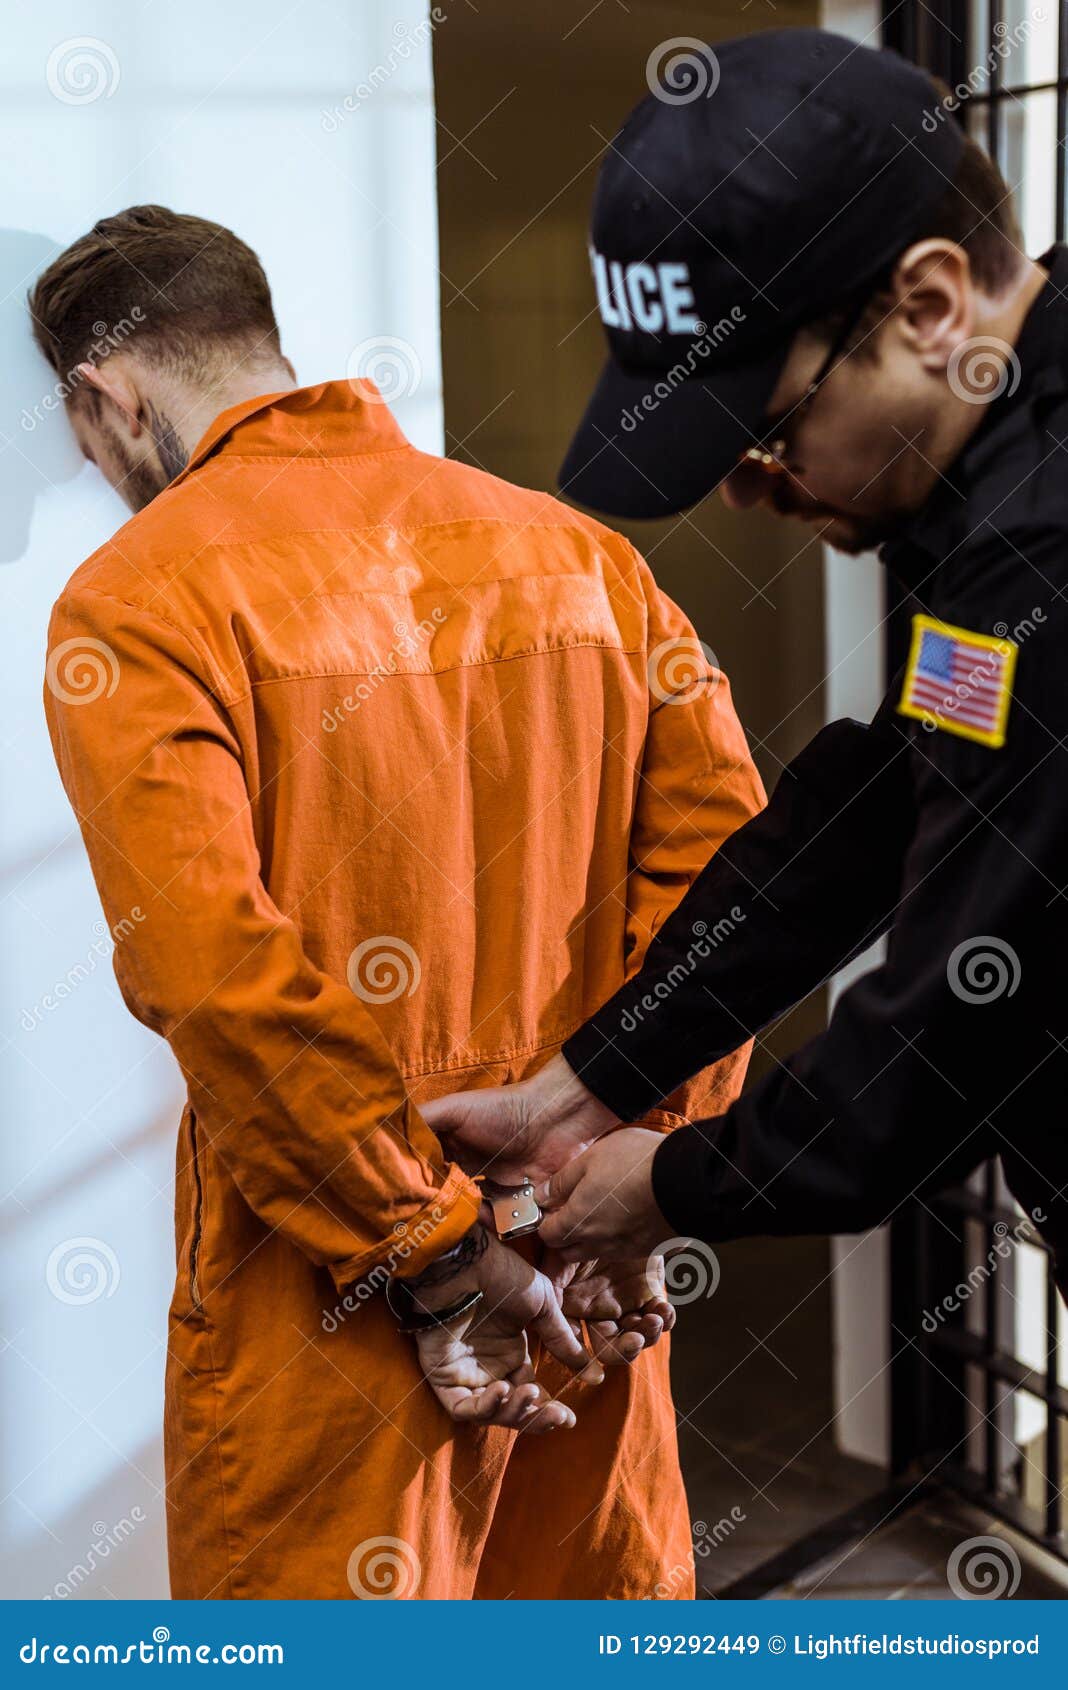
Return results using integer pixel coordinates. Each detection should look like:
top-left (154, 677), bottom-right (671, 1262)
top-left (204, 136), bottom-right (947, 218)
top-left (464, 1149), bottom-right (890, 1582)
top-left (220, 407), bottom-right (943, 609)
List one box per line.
top-left (944, 0), bottom-right (970, 90)
top-left (916, 1205), bottom-right (971, 1465)
top-left (930, 1325), bottom-right (1068, 1416)
top-left (984, 1165), bottom-right (1000, 1495)
top-left (967, 79), bottom-right (1068, 101)
top-left (711, 1482), bottom-right (933, 1600)
top-left (939, 1460), bottom-right (1064, 1556)
top-left (881, 0), bottom-right (1068, 1575)
top-left (1058, 0), bottom-right (1068, 241)
top-left (988, 0), bottom-right (1003, 163)
top-left (932, 1187), bottom-right (1052, 1251)
top-left (1046, 1262), bottom-right (1062, 1542)
top-left (891, 1203), bottom-right (927, 1475)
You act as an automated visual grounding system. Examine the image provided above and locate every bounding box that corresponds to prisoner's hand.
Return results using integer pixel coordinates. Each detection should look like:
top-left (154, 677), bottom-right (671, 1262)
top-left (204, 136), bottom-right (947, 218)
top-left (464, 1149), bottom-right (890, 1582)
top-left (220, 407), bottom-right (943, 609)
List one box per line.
top-left (421, 1053), bottom-right (618, 1185)
top-left (410, 1226), bottom-right (603, 1432)
top-left (548, 1254), bottom-right (675, 1365)
top-left (536, 1128), bottom-right (669, 1262)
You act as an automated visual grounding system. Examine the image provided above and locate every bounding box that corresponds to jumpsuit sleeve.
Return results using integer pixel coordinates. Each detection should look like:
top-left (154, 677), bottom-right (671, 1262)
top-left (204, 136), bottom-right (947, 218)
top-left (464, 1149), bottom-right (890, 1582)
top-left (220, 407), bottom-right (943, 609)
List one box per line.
top-left (564, 681), bottom-right (917, 1120)
top-left (622, 560), bottom-right (766, 1127)
top-left (44, 586), bottom-right (481, 1289)
top-left (650, 588), bottom-right (1068, 1256)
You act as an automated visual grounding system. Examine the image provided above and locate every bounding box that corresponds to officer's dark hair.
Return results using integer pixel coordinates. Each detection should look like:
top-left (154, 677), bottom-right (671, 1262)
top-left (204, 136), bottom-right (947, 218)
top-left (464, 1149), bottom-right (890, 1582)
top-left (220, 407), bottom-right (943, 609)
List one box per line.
top-left (810, 113), bottom-right (1024, 357)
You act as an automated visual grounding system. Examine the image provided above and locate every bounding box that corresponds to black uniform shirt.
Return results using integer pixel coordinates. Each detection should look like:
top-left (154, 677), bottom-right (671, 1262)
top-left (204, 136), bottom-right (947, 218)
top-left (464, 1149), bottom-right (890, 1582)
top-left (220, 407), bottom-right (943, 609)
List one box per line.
top-left (563, 247), bottom-right (1068, 1282)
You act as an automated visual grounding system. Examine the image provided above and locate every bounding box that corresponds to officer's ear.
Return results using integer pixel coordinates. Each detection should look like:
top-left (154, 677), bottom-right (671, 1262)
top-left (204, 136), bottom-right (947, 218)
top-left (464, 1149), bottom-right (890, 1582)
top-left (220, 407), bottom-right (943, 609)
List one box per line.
top-left (889, 239), bottom-right (973, 374)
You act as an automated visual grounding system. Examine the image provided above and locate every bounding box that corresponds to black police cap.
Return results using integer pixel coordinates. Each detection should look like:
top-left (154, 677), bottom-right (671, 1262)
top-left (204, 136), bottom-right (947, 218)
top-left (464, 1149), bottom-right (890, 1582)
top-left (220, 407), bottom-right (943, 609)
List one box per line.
top-left (558, 28), bottom-right (965, 518)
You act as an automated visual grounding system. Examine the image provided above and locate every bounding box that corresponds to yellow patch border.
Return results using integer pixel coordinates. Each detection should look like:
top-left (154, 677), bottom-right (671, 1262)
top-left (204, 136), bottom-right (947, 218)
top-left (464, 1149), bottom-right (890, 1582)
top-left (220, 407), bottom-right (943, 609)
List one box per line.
top-left (897, 613), bottom-right (1017, 749)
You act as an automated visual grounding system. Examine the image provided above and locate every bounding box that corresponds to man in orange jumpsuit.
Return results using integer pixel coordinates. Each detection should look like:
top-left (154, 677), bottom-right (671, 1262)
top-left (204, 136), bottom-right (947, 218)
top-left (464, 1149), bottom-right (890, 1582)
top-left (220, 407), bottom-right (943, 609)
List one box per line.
top-left (33, 205), bottom-right (764, 1599)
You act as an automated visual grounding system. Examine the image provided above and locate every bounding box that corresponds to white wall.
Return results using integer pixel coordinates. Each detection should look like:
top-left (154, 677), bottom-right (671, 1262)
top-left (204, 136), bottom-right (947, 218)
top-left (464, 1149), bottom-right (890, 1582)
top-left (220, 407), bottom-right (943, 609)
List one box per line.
top-left (0, 0), bottom-right (444, 1599)
top-left (824, 546), bottom-right (890, 1467)
top-left (817, 0), bottom-right (891, 1468)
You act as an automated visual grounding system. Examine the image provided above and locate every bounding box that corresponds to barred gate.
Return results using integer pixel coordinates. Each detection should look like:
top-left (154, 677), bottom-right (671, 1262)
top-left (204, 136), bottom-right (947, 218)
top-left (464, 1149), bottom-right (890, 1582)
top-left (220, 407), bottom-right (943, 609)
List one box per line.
top-left (884, 0), bottom-right (1068, 1569)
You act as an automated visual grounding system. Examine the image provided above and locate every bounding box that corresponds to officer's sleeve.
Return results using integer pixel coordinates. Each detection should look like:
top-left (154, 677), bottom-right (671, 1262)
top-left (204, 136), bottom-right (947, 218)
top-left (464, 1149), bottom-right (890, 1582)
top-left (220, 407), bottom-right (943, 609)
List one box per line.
top-left (44, 586), bottom-right (481, 1289)
top-left (651, 588), bottom-right (1068, 1246)
top-left (622, 560), bottom-right (767, 1128)
top-left (563, 683), bottom-right (916, 1119)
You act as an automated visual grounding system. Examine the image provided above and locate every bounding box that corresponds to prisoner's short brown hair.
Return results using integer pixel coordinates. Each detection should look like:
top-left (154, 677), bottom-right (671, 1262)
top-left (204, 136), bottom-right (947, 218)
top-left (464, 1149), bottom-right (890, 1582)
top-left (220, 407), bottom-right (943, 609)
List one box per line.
top-left (28, 204), bottom-right (281, 392)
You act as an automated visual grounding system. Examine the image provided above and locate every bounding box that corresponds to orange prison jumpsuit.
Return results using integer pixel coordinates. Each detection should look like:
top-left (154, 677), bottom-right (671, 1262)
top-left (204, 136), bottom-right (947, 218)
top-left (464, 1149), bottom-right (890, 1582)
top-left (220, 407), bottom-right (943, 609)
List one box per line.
top-left (44, 380), bottom-right (765, 1599)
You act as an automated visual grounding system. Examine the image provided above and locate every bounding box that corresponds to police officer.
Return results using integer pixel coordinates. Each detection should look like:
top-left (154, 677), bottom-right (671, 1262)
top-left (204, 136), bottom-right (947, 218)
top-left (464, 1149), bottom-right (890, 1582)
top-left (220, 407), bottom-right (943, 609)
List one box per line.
top-left (422, 29), bottom-right (1068, 1296)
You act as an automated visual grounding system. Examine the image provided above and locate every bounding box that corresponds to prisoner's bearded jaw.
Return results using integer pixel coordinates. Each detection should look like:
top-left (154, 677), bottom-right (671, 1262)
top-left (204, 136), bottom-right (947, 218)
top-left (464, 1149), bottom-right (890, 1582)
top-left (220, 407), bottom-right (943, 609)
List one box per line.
top-left (96, 419), bottom-right (171, 512)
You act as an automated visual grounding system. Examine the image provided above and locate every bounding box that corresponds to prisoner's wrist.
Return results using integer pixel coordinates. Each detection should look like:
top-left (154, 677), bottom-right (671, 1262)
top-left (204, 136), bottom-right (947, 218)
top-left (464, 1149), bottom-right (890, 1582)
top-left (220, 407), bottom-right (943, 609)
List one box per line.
top-left (532, 1053), bottom-right (618, 1134)
top-left (407, 1222), bottom-right (489, 1313)
top-left (530, 1052), bottom-right (589, 1111)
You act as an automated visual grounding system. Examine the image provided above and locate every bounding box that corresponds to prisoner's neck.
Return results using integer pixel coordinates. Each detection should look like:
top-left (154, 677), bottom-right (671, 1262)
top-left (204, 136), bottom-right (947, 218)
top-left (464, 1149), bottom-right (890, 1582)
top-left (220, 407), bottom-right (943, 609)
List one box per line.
top-left (160, 361), bottom-right (297, 471)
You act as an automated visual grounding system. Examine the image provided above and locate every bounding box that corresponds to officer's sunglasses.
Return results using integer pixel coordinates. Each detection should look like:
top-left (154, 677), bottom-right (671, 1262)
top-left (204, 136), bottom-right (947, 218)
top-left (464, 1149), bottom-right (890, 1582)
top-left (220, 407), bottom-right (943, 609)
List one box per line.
top-left (739, 295), bottom-right (870, 477)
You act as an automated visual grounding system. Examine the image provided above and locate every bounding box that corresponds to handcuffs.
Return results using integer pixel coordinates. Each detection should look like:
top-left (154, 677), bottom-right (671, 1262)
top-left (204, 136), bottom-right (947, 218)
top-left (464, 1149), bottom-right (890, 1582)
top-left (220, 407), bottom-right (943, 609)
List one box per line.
top-left (476, 1174), bottom-right (543, 1242)
top-left (384, 1177), bottom-right (543, 1332)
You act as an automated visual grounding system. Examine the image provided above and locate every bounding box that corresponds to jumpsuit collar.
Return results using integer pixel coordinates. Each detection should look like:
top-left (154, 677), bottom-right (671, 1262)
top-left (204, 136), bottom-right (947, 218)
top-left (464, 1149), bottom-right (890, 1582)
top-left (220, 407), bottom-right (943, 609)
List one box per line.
top-left (173, 379), bottom-right (411, 488)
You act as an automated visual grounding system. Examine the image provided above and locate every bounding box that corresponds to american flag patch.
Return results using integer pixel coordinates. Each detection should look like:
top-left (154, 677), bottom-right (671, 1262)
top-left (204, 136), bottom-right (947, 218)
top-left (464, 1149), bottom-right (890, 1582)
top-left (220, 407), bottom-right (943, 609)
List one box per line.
top-left (898, 614), bottom-right (1017, 748)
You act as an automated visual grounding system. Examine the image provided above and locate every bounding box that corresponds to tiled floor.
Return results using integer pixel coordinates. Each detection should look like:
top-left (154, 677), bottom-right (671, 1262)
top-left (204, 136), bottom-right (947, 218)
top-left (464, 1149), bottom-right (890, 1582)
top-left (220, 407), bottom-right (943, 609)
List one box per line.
top-left (672, 1231), bottom-right (888, 1595)
top-left (668, 1230), bottom-right (1068, 1601)
top-left (768, 1494), bottom-right (1068, 1599)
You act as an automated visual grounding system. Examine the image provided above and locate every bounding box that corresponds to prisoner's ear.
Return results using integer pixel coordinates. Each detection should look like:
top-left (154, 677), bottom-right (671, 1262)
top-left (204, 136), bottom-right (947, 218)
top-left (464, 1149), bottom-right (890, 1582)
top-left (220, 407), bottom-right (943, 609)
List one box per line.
top-left (890, 238), bottom-right (974, 373)
top-left (73, 358), bottom-right (146, 436)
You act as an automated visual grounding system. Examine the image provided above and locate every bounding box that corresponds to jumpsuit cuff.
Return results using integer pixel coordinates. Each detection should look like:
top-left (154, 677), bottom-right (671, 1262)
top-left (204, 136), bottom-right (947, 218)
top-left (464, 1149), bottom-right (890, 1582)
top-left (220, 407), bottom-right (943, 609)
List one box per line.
top-left (633, 1106), bottom-right (691, 1135)
top-left (328, 1163), bottom-right (483, 1291)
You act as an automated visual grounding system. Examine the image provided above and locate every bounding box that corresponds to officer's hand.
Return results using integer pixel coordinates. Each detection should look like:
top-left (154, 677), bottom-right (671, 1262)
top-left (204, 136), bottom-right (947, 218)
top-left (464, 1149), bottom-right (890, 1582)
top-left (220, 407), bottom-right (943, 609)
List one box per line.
top-left (545, 1252), bottom-right (675, 1365)
top-left (420, 1053), bottom-right (619, 1185)
top-left (536, 1129), bottom-right (669, 1263)
top-left (411, 1226), bottom-right (604, 1431)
